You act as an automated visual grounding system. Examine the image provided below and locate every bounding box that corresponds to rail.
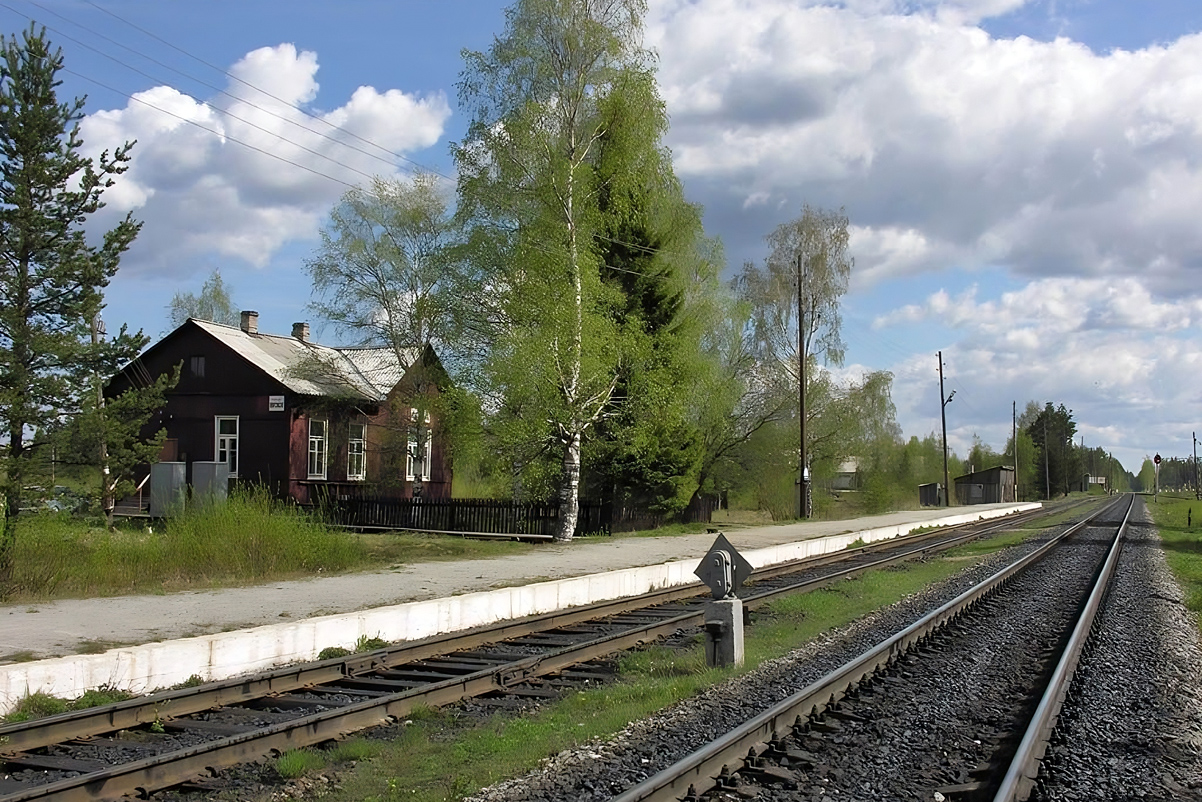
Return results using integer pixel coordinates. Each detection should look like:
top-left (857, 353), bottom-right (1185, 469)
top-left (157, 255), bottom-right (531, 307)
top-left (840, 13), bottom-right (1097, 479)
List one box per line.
top-left (611, 494), bottom-right (1130, 802)
top-left (992, 494), bottom-right (1134, 801)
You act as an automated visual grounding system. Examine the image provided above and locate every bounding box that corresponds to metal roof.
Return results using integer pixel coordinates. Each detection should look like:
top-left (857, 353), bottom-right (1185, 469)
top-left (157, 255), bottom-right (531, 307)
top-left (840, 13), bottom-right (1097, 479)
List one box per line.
top-left (191, 319), bottom-right (417, 400)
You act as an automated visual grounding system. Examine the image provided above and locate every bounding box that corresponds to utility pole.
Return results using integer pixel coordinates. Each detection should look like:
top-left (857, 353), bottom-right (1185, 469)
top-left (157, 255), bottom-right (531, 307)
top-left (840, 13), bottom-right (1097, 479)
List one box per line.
top-left (797, 253), bottom-right (810, 519)
top-left (1043, 414), bottom-right (1050, 500)
top-left (1012, 400), bottom-right (1017, 502)
top-left (938, 351), bottom-right (954, 506)
top-left (91, 313), bottom-right (113, 524)
top-left (1194, 432), bottom-right (1199, 500)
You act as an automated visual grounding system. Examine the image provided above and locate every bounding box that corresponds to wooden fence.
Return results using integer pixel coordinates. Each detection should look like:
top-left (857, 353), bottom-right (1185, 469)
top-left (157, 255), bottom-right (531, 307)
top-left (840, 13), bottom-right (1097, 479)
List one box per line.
top-left (327, 494), bottom-right (715, 538)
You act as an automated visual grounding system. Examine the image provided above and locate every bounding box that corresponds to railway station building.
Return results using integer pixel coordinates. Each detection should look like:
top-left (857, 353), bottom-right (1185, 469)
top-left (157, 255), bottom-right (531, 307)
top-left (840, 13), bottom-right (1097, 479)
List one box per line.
top-left (106, 312), bottom-right (453, 511)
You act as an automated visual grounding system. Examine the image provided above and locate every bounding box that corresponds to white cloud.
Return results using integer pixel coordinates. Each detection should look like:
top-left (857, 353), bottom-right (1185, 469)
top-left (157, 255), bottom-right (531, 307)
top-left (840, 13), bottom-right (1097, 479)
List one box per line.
top-left (648, 0), bottom-right (1202, 295)
top-left (79, 44), bottom-right (451, 272)
top-left (873, 275), bottom-right (1202, 469)
top-left (873, 277), bottom-right (1202, 333)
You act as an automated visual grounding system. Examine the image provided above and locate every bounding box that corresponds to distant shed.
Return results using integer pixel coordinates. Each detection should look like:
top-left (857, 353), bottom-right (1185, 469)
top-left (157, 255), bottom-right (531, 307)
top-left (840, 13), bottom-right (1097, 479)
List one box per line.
top-left (918, 483), bottom-right (942, 507)
top-left (953, 465), bottom-right (1016, 505)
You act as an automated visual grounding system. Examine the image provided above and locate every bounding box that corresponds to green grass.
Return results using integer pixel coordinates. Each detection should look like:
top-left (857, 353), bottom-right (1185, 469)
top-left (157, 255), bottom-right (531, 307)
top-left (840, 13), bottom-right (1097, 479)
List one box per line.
top-left (1145, 495), bottom-right (1202, 629)
top-left (1008, 498), bottom-right (1099, 533)
top-left (329, 737), bottom-right (383, 763)
top-left (276, 748), bottom-right (328, 779)
top-left (74, 638), bottom-right (132, 655)
top-left (318, 635), bottom-right (392, 661)
top-left (3, 686), bottom-right (133, 723)
top-left (6, 490), bottom-right (529, 602)
top-left (308, 528), bottom-right (1025, 802)
top-left (272, 738), bottom-right (383, 781)
top-left (944, 529), bottom-right (1031, 558)
top-left (318, 646), bottom-right (353, 660)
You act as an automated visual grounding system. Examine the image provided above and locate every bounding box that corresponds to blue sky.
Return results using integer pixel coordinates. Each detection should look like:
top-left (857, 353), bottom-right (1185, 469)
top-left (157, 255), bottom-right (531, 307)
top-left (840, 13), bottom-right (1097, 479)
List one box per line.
top-left (2, 0), bottom-right (1200, 475)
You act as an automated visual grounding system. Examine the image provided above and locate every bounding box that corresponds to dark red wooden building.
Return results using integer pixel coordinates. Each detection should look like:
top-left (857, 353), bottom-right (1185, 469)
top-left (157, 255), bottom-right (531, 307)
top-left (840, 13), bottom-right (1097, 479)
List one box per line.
top-left (108, 311), bottom-right (452, 506)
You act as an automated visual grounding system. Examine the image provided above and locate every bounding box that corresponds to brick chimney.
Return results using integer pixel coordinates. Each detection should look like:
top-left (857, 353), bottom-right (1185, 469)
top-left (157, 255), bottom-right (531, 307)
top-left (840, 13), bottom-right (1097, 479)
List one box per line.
top-left (292, 322), bottom-right (310, 343)
top-left (239, 310), bottom-right (258, 334)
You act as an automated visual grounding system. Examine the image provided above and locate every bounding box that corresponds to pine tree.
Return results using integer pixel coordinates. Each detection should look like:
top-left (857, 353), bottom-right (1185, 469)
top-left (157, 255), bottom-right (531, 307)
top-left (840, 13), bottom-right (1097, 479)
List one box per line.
top-left (0, 26), bottom-right (142, 585)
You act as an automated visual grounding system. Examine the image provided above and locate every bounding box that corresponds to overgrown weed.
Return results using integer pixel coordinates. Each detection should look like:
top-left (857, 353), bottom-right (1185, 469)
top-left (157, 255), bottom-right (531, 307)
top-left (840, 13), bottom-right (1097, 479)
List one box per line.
top-left (3, 685), bottom-right (132, 723)
top-left (6, 490), bottom-right (529, 601)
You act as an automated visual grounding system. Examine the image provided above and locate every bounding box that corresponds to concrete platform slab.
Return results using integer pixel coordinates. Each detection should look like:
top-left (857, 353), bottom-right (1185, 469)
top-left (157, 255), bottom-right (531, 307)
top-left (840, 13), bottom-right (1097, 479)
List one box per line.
top-left (0, 503), bottom-right (1037, 712)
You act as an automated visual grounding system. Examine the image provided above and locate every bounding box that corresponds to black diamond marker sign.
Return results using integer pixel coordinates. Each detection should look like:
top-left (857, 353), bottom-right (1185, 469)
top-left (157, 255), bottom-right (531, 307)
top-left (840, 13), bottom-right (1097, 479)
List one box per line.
top-left (694, 532), bottom-right (754, 599)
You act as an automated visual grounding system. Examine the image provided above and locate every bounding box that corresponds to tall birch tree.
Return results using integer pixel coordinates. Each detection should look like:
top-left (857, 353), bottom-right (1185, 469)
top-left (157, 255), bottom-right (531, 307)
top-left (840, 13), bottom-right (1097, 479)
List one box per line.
top-left (454, 0), bottom-right (651, 540)
top-left (306, 173), bottom-right (457, 365)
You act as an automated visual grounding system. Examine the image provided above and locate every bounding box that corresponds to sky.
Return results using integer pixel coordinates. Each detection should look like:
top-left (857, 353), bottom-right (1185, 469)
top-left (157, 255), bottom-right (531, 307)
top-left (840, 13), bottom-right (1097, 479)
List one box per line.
top-left (1, 0), bottom-right (1200, 476)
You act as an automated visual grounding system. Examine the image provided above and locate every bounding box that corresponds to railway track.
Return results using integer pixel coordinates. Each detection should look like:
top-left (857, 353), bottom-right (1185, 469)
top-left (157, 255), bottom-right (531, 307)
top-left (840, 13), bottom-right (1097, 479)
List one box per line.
top-left (0, 501), bottom-right (1096, 802)
top-left (611, 494), bottom-right (1134, 802)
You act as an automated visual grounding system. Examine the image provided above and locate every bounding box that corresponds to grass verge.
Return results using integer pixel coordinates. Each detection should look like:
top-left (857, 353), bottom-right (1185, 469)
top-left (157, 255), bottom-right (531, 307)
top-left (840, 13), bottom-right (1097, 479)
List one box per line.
top-left (2, 686), bottom-right (133, 724)
top-left (7, 490), bottom-right (528, 602)
top-left (307, 529), bottom-right (1024, 802)
top-left (1143, 495), bottom-right (1202, 629)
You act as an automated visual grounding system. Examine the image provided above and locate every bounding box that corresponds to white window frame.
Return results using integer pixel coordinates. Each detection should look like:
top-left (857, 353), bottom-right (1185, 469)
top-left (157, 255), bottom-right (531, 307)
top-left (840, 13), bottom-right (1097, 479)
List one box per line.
top-left (423, 432), bottom-right (432, 482)
top-left (405, 408), bottom-right (432, 482)
top-left (347, 422), bottom-right (366, 481)
top-left (308, 418), bottom-right (328, 480)
top-left (215, 416), bottom-right (238, 477)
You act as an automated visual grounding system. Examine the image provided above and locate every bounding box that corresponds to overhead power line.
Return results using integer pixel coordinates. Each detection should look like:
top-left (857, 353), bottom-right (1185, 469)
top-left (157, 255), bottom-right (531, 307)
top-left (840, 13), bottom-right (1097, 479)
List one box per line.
top-left (64, 68), bottom-right (360, 191)
top-left (19, 0), bottom-right (412, 176)
top-left (0, 2), bottom-right (407, 187)
top-left (78, 0), bottom-right (455, 183)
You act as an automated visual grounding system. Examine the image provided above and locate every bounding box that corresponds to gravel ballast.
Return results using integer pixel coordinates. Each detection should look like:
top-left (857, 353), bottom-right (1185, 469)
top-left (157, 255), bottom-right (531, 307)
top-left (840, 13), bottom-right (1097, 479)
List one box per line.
top-left (469, 499), bottom-right (1202, 802)
top-left (1035, 500), bottom-right (1202, 800)
top-left (467, 518), bottom-right (1080, 802)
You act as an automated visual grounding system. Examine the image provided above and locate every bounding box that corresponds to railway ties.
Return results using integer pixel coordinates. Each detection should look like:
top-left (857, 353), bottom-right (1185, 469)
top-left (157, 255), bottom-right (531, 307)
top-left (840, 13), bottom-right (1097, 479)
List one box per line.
top-left (614, 495), bottom-right (1135, 802)
top-left (0, 501), bottom-right (1088, 802)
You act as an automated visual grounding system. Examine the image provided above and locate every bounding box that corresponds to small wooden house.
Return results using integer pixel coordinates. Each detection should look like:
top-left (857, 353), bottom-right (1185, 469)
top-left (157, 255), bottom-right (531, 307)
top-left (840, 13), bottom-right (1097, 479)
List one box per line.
top-left (107, 312), bottom-right (452, 506)
top-left (953, 465), bottom-right (1016, 505)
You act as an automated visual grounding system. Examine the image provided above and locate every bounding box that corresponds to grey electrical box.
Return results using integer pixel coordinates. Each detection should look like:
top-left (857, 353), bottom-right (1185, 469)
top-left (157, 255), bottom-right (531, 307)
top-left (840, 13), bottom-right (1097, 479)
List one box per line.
top-left (191, 461), bottom-right (230, 505)
top-left (150, 461), bottom-right (187, 517)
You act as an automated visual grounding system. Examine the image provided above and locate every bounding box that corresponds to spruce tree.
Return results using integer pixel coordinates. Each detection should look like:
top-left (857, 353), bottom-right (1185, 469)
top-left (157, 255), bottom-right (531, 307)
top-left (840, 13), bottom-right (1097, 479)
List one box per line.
top-left (0, 26), bottom-right (141, 585)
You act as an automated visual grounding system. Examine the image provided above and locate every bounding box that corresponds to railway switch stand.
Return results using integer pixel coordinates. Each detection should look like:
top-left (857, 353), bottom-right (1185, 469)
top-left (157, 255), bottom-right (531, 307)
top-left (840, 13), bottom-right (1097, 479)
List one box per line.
top-left (695, 534), bottom-right (752, 668)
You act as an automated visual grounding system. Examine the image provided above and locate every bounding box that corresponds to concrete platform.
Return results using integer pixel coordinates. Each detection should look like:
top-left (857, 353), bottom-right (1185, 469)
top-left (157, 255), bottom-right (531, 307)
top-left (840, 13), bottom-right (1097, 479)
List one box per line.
top-left (0, 503), bottom-right (1037, 713)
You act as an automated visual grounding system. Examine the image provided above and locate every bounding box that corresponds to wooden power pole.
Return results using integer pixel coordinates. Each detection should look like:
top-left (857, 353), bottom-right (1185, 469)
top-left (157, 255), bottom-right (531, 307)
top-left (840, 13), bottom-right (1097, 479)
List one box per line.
top-left (938, 351), bottom-right (953, 506)
top-left (797, 253), bottom-right (810, 519)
